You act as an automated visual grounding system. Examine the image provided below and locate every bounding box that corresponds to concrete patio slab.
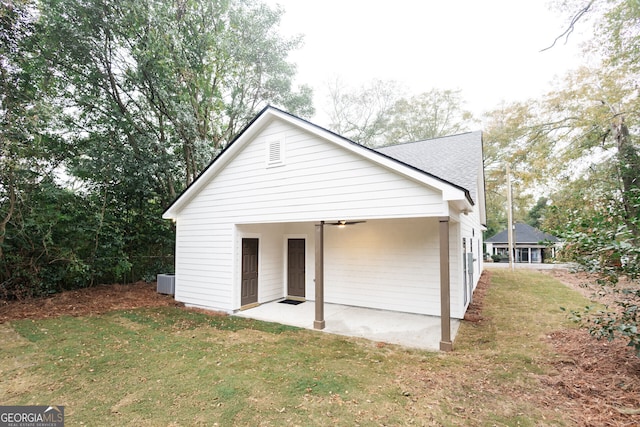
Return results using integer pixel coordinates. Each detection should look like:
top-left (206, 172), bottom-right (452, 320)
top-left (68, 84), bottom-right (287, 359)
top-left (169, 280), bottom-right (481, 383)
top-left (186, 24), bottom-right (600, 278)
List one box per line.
top-left (234, 300), bottom-right (460, 351)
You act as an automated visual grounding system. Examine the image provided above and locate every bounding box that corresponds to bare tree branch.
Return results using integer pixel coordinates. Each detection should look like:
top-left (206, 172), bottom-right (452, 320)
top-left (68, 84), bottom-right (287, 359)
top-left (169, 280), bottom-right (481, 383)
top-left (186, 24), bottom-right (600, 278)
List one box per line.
top-left (541, 0), bottom-right (595, 52)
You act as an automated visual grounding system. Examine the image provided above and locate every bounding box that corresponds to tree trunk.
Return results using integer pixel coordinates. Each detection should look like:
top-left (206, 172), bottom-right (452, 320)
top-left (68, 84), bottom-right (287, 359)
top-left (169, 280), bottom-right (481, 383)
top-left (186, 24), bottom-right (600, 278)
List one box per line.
top-left (0, 180), bottom-right (16, 259)
top-left (614, 118), bottom-right (640, 238)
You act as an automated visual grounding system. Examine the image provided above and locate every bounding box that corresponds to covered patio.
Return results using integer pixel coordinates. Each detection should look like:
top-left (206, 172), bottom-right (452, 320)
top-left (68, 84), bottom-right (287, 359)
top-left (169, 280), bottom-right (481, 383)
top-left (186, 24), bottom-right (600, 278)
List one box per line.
top-left (234, 299), bottom-right (461, 351)
top-left (236, 217), bottom-right (459, 351)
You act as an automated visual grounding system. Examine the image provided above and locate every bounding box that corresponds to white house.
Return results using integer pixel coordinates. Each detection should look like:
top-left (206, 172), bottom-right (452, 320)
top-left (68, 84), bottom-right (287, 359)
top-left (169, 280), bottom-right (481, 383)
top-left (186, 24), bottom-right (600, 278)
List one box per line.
top-left (162, 106), bottom-right (486, 351)
top-left (486, 223), bottom-right (560, 263)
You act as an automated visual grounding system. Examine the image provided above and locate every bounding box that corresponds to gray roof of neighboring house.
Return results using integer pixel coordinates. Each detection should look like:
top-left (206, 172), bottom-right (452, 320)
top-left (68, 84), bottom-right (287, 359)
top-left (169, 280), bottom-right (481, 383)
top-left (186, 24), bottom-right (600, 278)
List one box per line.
top-left (485, 223), bottom-right (560, 244)
top-left (376, 131), bottom-right (483, 204)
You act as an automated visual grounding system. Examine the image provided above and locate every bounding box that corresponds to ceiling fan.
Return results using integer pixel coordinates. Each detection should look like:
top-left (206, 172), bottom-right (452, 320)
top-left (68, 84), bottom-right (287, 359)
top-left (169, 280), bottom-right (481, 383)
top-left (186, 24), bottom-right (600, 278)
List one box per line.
top-left (327, 220), bottom-right (366, 227)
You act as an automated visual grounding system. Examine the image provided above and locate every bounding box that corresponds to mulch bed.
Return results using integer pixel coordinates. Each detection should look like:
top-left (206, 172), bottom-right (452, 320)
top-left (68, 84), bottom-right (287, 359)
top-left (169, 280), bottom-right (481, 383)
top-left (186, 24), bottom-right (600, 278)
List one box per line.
top-left (463, 269), bottom-right (490, 323)
top-left (0, 281), bottom-right (182, 323)
top-left (540, 329), bottom-right (640, 426)
top-left (538, 269), bottom-right (640, 427)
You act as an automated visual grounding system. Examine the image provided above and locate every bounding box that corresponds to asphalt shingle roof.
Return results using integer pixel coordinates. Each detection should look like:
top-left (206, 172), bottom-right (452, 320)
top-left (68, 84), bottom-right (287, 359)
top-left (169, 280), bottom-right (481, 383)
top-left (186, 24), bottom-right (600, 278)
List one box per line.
top-left (376, 131), bottom-right (483, 204)
top-left (485, 223), bottom-right (560, 244)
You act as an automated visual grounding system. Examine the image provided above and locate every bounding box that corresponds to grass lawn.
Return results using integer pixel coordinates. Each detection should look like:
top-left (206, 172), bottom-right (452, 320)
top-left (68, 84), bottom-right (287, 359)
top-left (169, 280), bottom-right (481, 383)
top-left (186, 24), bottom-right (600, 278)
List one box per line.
top-left (1, 270), bottom-right (590, 426)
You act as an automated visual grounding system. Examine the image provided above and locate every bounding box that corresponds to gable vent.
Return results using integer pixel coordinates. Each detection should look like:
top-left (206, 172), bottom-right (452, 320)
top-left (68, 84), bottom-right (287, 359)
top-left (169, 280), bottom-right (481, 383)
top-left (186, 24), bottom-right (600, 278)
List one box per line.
top-left (266, 137), bottom-right (285, 167)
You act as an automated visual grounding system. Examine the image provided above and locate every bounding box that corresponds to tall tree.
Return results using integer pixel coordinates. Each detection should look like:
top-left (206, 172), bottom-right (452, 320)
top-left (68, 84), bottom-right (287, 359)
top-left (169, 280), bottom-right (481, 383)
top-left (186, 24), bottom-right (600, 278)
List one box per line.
top-left (326, 80), bottom-right (474, 147)
top-left (1, 0), bottom-right (314, 297)
top-left (526, 197), bottom-right (549, 230)
top-left (0, 0), bottom-right (101, 297)
top-left (386, 89), bottom-right (473, 143)
top-left (39, 0), bottom-right (313, 194)
top-left (326, 78), bottom-right (402, 146)
top-left (543, 64), bottom-right (639, 237)
top-left (481, 101), bottom-right (548, 236)
top-left (1, 0), bottom-right (60, 257)
top-left (537, 0), bottom-right (640, 354)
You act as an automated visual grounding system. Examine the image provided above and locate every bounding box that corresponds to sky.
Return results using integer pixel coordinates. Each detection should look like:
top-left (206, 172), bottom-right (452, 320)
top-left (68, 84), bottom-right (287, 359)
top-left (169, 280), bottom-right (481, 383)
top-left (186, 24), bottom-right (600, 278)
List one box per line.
top-left (265, 0), bottom-right (591, 127)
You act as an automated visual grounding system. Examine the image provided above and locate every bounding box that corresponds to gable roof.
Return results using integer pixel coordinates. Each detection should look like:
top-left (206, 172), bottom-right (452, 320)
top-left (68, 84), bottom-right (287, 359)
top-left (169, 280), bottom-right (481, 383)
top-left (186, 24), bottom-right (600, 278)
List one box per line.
top-left (163, 106), bottom-right (483, 219)
top-left (376, 131), bottom-right (484, 204)
top-left (486, 223), bottom-right (560, 244)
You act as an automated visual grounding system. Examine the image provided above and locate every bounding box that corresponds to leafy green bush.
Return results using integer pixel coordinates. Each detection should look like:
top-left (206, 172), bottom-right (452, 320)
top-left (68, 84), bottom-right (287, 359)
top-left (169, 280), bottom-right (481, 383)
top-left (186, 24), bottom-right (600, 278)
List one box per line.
top-left (0, 180), bottom-right (174, 299)
top-left (559, 192), bottom-right (640, 355)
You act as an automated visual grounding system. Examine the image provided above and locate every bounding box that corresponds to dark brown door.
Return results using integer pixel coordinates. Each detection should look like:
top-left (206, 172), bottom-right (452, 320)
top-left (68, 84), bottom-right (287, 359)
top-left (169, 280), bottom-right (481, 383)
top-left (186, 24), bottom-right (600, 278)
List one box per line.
top-left (287, 239), bottom-right (305, 298)
top-left (241, 238), bottom-right (259, 306)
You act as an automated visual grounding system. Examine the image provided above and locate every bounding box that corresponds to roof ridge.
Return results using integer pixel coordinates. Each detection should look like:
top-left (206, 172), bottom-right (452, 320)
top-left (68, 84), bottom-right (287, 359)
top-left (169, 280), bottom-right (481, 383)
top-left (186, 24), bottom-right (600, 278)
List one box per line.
top-left (379, 130), bottom-right (482, 148)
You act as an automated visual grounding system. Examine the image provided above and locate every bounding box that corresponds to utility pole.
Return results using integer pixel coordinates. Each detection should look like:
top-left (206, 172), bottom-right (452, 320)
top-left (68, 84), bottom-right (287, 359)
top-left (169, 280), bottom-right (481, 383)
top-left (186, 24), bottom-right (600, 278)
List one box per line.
top-left (506, 164), bottom-right (515, 271)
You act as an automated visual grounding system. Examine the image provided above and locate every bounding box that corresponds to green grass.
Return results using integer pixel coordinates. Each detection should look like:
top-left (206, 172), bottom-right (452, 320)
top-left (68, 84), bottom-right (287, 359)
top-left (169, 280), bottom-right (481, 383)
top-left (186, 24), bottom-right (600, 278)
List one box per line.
top-left (0, 270), bottom-right (591, 426)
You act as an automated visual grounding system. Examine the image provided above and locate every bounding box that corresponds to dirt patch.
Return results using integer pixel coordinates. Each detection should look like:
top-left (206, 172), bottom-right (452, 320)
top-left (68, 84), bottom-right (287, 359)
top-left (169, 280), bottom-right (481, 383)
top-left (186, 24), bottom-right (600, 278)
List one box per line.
top-left (539, 269), bottom-right (640, 426)
top-left (0, 281), bottom-right (183, 323)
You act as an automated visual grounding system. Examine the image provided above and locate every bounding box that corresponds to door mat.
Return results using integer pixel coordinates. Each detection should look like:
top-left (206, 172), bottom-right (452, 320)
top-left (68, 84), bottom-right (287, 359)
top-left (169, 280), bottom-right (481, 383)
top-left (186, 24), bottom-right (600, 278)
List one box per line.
top-left (279, 299), bottom-right (304, 305)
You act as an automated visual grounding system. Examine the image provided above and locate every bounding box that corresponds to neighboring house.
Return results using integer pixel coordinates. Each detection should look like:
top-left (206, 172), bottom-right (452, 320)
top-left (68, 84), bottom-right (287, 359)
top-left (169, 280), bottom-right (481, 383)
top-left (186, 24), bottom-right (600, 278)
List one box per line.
top-left (162, 106), bottom-right (486, 351)
top-left (485, 223), bottom-right (560, 263)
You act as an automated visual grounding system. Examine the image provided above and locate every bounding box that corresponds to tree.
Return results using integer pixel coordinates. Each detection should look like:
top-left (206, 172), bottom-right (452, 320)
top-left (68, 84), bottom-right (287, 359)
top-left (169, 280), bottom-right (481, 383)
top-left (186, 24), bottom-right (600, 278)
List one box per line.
top-left (326, 80), bottom-right (474, 147)
top-left (0, 1), bottom-right (107, 297)
top-left (526, 197), bottom-right (549, 230)
top-left (1, 0), bottom-right (62, 256)
top-left (326, 78), bottom-right (402, 146)
top-left (1, 0), bottom-right (34, 256)
top-left (546, 65), bottom-right (640, 350)
top-left (386, 89), bottom-right (473, 143)
top-left (481, 101), bottom-right (548, 237)
top-left (39, 0), bottom-right (313, 194)
top-left (542, 0), bottom-right (640, 354)
top-left (1, 0), bottom-right (313, 297)
top-left (542, 64), bottom-right (639, 233)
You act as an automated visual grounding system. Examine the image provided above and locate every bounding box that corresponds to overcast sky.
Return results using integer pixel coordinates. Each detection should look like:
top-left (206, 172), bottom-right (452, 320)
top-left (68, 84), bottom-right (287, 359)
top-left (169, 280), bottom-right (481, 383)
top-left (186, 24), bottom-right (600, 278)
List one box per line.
top-left (265, 0), bottom-right (590, 126)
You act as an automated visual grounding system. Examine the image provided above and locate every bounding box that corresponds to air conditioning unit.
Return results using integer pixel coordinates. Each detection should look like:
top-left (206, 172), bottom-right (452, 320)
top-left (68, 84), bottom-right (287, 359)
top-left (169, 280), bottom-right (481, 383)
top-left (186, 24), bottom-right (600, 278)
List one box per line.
top-left (157, 274), bottom-right (175, 295)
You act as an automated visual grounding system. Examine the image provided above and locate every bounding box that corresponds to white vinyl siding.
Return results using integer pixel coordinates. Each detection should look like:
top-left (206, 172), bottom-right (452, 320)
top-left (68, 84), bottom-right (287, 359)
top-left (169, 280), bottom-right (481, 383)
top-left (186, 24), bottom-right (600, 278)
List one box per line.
top-left (184, 121), bottom-right (448, 224)
top-left (174, 223), bottom-right (233, 310)
top-left (323, 218), bottom-right (442, 315)
top-left (456, 206), bottom-right (484, 314)
top-left (448, 222), bottom-right (463, 318)
top-left (266, 137), bottom-right (285, 167)
top-left (235, 223), bottom-right (291, 304)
